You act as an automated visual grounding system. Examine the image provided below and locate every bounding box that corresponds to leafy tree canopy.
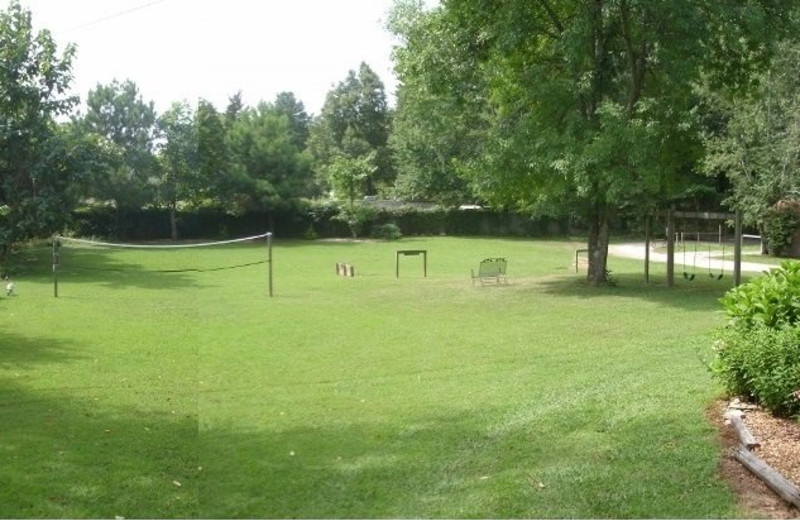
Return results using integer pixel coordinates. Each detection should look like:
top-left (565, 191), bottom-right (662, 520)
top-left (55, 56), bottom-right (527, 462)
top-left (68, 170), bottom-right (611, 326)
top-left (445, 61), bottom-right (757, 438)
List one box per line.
top-left (388, 0), bottom-right (484, 207)
top-left (704, 39), bottom-right (800, 230)
top-left (155, 101), bottom-right (197, 239)
top-left (310, 62), bottom-right (392, 195)
top-left (75, 79), bottom-right (158, 210)
top-left (392, 0), bottom-right (796, 283)
top-left (226, 100), bottom-right (314, 211)
top-left (0, 0), bottom-right (76, 256)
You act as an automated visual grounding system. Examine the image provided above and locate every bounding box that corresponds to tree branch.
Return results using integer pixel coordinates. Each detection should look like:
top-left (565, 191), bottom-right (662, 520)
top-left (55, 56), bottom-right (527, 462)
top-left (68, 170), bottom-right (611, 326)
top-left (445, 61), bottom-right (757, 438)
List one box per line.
top-left (619, 0), bottom-right (647, 119)
top-left (536, 0), bottom-right (564, 34)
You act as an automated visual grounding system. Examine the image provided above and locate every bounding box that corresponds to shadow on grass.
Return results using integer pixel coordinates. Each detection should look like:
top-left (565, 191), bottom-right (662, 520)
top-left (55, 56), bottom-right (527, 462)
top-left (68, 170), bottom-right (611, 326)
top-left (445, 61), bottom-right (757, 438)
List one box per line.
top-left (0, 380), bottom-right (199, 518)
top-left (534, 271), bottom-right (732, 313)
top-left (59, 248), bottom-right (201, 291)
top-left (0, 329), bottom-right (199, 517)
top-left (198, 403), bottom-right (735, 518)
top-left (198, 409), bottom-right (533, 518)
top-left (0, 379), bottom-right (734, 518)
top-left (0, 331), bottom-right (84, 368)
top-left (4, 243), bottom-right (264, 292)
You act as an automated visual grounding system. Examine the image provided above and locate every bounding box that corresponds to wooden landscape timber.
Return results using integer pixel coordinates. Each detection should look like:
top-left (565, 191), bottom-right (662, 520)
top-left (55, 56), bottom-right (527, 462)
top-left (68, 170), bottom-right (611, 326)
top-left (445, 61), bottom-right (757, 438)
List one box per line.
top-left (734, 446), bottom-right (800, 509)
top-left (726, 411), bottom-right (761, 450)
top-left (726, 402), bottom-right (800, 511)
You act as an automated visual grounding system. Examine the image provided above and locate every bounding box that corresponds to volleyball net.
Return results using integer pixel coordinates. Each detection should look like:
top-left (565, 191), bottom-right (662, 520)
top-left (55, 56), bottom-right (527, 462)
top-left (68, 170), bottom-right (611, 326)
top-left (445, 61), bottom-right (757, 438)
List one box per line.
top-left (53, 232), bottom-right (273, 296)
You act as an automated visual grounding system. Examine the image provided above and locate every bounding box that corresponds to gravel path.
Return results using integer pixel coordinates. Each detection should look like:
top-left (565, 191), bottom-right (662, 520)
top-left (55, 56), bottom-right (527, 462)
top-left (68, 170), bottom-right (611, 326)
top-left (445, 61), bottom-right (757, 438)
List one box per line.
top-left (609, 243), bottom-right (772, 274)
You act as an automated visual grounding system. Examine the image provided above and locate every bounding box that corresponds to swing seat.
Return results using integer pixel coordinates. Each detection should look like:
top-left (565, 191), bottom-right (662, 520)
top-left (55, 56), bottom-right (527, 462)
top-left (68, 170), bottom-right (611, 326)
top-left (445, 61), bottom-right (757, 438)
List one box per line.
top-left (708, 244), bottom-right (725, 281)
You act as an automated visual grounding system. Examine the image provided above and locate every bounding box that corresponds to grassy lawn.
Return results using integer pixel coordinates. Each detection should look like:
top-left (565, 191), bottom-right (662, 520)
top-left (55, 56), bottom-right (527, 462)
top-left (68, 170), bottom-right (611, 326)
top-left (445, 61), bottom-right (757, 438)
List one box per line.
top-left (0, 236), bottom-right (753, 517)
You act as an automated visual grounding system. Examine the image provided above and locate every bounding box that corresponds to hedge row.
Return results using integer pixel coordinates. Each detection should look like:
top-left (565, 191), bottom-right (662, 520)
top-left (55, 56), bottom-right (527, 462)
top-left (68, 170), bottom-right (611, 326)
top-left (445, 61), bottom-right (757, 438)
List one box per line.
top-left (67, 203), bottom-right (576, 241)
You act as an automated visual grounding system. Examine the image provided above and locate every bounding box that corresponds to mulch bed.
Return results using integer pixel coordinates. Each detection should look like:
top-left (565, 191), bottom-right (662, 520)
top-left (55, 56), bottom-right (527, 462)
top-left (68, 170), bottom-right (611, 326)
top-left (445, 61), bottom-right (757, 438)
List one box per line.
top-left (711, 401), bottom-right (800, 518)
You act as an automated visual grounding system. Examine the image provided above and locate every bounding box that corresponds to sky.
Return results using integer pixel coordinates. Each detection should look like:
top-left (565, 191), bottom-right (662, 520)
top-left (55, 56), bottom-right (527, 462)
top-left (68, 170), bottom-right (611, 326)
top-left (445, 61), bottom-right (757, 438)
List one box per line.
top-left (8, 0), bottom-right (431, 116)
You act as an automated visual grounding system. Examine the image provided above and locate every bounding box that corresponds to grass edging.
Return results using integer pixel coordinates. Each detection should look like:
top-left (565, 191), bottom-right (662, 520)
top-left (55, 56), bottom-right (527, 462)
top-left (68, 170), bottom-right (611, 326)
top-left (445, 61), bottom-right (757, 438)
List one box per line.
top-left (726, 401), bottom-right (800, 509)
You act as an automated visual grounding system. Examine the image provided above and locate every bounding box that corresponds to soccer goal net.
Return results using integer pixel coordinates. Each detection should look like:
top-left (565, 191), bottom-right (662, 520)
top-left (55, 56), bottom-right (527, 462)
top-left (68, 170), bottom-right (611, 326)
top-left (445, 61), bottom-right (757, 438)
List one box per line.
top-left (54, 232), bottom-right (273, 297)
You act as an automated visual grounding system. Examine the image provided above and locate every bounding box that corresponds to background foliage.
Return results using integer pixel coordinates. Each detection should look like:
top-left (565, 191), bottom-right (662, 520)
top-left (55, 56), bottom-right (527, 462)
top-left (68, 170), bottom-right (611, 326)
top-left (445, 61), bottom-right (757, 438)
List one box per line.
top-left (1, 0), bottom-right (800, 271)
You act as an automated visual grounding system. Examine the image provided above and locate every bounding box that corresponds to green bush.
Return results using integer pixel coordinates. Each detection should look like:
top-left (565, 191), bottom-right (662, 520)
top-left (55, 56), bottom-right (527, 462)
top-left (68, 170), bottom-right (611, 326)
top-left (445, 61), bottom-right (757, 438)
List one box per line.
top-left (719, 260), bottom-right (800, 329)
top-left (711, 260), bottom-right (800, 416)
top-left (334, 204), bottom-right (377, 238)
top-left (302, 226), bottom-right (318, 240)
top-left (711, 324), bottom-right (800, 416)
top-left (764, 205), bottom-right (799, 257)
top-left (370, 223), bottom-right (402, 241)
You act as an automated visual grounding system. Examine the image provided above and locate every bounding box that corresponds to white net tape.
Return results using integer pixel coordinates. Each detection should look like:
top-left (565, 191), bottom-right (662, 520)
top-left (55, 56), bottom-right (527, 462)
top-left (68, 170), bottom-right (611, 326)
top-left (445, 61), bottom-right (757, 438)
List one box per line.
top-left (56, 233), bottom-right (271, 273)
top-left (57, 232), bottom-right (271, 249)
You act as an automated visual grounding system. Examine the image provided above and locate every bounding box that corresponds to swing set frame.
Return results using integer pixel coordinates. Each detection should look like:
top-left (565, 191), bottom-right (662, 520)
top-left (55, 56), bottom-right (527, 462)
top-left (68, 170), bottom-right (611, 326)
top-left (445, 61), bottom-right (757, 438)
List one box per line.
top-left (644, 209), bottom-right (743, 287)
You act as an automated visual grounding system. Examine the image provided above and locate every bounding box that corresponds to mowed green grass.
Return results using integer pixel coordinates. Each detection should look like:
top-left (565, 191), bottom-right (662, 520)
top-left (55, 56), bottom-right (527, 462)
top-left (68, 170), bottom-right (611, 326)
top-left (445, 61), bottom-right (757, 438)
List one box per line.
top-left (0, 236), bottom-right (750, 518)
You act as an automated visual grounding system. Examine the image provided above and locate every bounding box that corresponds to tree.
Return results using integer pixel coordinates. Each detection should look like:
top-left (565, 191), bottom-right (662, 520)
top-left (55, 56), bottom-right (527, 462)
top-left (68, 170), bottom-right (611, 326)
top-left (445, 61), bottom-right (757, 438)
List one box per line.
top-left (388, 1), bottom-right (482, 206)
top-left (57, 121), bottom-right (124, 210)
top-left (226, 99), bottom-right (314, 213)
top-left (328, 152), bottom-right (376, 209)
top-left (77, 79), bottom-right (158, 212)
top-left (273, 91), bottom-right (311, 150)
top-left (309, 63), bottom-right (392, 195)
top-left (394, 0), bottom-right (795, 284)
top-left (327, 152), bottom-right (377, 238)
top-left (704, 40), bottom-right (800, 236)
top-left (0, 0), bottom-right (76, 258)
top-left (195, 99), bottom-right (233, 207)
top-left (224, 91), bottom-right (245, 130)
top-left (155, 101), bottom-right (197, 239)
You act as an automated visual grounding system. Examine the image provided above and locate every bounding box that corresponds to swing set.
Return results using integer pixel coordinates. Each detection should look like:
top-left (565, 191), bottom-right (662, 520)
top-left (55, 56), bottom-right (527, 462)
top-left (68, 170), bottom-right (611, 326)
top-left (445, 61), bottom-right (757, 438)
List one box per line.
top-left (643, 209), bottom-right (743, 287)
top-left (679, 226), bottom-right (726, 282)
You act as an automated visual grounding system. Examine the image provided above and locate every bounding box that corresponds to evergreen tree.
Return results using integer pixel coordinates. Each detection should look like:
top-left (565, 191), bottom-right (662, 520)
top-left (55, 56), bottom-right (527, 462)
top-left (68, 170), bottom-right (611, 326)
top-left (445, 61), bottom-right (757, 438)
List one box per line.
top-left (310, 63), bottom-right (393, 195)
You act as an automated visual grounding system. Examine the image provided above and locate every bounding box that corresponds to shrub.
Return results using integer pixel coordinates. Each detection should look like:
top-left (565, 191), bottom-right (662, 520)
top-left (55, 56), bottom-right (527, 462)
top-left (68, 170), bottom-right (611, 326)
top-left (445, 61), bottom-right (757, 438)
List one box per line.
top-left (711, 324), bottom-right (800, 417)
top-left (719, 260), bottom-right (800, 329)
top-left (711, 260), bottom-right (800, 416)
top-left (371, 223), bottom-right (402, 241)
top-left (303, 226), bottom-right (318, 240)
top-left (333, 204), bottom-right (377, 239)
top-left (764, 204), bottom-right (800, 257)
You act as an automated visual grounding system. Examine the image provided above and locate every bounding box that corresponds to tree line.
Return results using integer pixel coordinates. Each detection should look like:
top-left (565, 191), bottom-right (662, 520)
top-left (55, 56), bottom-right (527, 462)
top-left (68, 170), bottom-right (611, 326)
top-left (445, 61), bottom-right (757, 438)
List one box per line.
top-left (2, 0), bottom-right (800, 284)
top-left (0, 1), bottom-right (395, 253)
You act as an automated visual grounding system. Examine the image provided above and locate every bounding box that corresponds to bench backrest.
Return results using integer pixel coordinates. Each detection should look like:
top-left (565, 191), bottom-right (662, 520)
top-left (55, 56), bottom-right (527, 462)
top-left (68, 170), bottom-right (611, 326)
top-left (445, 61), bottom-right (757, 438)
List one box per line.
top-left (479, 258), bottom-right (507, 276)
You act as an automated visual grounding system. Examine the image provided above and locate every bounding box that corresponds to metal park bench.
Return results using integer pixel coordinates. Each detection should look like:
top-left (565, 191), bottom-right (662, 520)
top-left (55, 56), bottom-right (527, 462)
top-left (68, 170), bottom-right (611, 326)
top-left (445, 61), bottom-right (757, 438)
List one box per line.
top-left (471, 258), bottom-right (508, 285)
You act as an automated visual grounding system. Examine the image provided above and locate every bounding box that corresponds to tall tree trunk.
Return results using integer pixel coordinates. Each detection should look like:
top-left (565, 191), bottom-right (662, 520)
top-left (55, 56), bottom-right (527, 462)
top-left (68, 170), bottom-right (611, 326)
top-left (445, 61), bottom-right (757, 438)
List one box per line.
top-left (169, 204), bottom-right (178, 241)
top-left (114, 207), bottom-right (122, 240)
top-left (587, 202), bottom-right (611, 285)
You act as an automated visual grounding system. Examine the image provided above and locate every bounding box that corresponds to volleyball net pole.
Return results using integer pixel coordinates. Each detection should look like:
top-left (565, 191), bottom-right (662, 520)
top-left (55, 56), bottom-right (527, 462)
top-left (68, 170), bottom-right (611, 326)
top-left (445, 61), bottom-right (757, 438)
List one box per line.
top-left (53, 235), bottom-right (60, 298)
top-left (267, 232), bottom-right (273, 298)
